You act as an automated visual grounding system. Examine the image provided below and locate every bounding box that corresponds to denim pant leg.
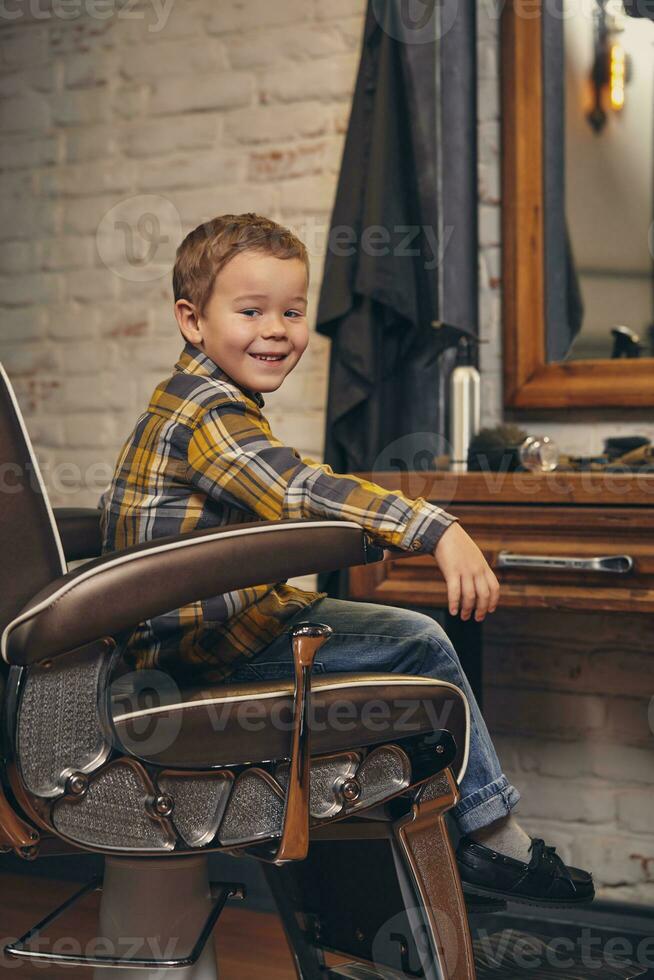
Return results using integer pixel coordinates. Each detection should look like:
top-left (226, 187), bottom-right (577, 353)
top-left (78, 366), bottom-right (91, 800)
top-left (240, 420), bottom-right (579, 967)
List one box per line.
top-left (224, 597), bottom-right (521, 835)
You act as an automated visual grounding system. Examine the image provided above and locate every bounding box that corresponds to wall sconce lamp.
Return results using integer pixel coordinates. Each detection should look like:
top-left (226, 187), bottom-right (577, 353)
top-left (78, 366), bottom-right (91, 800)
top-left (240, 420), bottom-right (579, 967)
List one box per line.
top-left (587, 0), bottom-right (631, 132)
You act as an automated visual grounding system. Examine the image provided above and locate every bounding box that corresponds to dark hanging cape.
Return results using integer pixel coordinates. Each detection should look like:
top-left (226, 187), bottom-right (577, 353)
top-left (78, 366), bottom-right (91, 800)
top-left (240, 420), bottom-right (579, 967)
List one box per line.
top-left (314, 0), bottom-right (478, 596)
top-left (316, 2), bottom-right (452, 475)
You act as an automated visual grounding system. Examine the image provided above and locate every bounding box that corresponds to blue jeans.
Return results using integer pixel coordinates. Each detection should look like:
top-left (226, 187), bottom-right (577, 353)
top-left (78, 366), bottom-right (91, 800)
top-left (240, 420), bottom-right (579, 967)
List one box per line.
top-left (223, 596), bottom-right (520, 835)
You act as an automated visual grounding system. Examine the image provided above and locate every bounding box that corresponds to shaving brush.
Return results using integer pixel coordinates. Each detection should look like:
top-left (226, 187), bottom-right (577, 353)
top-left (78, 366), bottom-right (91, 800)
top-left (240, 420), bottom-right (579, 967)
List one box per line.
top-left (467, 424), bottom-right (529, 472)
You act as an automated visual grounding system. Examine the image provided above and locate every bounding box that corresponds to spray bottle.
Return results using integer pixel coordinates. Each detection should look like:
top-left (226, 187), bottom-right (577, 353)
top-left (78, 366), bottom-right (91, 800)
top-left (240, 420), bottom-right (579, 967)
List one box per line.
top-left (449, 335), bottom-right (481, 473)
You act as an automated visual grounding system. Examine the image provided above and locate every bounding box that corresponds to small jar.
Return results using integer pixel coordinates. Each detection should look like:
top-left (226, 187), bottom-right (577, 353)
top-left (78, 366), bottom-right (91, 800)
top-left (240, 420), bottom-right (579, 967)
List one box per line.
top-left (518, 435), bottom-right (559, 472)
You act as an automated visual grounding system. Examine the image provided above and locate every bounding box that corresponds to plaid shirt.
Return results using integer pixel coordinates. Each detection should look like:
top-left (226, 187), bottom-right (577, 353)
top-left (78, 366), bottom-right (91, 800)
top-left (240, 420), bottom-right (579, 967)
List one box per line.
top-left (99, 340), bottom-right (458, 683)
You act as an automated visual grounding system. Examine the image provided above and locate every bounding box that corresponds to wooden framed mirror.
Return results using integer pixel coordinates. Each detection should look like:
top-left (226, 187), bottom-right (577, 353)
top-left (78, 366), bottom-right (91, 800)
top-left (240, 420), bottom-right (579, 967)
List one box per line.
top-left (501, 0), bottom-right (654, 408)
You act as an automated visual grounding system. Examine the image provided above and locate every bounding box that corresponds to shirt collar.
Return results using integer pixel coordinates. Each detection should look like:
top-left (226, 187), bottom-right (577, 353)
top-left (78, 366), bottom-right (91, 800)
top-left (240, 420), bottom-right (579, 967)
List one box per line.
top-left (174, 341), bottom-right (265, 409)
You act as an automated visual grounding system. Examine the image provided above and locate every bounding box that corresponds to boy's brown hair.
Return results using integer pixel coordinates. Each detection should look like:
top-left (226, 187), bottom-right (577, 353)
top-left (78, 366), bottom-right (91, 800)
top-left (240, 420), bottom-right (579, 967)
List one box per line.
top-left (172, 213), bottom-right (309, 316)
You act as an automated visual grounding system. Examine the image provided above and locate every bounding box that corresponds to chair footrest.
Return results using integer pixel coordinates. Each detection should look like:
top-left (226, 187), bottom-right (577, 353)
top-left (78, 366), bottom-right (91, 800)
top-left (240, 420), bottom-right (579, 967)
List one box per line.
top-left (3, 875), bottom-right (245, 969)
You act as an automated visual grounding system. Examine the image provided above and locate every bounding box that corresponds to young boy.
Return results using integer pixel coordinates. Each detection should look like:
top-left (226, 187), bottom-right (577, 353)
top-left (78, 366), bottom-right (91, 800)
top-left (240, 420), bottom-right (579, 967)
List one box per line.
top-left (100, 213), bottom-right (593, 906)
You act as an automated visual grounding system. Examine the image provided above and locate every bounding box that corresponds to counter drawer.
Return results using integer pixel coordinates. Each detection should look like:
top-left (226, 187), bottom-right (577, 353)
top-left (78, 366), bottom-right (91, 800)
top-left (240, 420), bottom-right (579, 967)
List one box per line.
top-left (350, 505), bottom-right (654, 612)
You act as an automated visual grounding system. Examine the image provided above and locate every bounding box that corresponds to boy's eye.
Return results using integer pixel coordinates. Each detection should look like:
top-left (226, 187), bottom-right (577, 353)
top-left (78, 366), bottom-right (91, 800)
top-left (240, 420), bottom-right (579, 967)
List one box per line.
top-left (285, 310), bottom-right (304, 318)
top-left (240, 309), bottom-right (260, 317)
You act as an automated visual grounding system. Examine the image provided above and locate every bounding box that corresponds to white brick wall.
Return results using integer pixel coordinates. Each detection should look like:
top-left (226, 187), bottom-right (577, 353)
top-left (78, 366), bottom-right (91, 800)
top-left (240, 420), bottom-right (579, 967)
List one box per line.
top-left (0, 0), bottom-right (366, 510)
top-left (1, 0), bottom-right (652, 905)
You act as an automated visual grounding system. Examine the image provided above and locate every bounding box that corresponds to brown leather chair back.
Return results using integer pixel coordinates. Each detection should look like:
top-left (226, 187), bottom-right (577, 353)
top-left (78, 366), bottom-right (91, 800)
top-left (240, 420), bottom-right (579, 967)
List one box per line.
top-left (0, 364), bottom-right (66, 663)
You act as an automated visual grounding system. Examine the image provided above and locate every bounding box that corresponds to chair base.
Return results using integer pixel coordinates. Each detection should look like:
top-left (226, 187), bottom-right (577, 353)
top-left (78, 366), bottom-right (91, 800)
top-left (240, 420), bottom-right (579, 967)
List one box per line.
top-left (263, 769), bottom-right (478, 980)
top-left (3, 855), bottom-right (244, 978)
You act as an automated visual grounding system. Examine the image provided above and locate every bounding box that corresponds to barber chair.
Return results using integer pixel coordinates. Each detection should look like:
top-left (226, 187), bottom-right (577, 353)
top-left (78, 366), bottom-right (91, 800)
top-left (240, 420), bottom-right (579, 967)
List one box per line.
top-left (0, 362), bottom-right (483, 980)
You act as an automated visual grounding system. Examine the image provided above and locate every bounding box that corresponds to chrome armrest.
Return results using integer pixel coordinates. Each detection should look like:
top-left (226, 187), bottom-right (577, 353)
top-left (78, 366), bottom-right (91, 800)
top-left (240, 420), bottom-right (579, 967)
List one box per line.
top-left (269, 623), bottom-right (333, 865)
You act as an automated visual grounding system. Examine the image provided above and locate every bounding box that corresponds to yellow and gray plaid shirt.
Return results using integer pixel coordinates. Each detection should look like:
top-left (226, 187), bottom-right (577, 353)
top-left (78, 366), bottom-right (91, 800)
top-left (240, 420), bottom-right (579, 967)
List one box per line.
top-left (99, 340), bottom-right (457, 683)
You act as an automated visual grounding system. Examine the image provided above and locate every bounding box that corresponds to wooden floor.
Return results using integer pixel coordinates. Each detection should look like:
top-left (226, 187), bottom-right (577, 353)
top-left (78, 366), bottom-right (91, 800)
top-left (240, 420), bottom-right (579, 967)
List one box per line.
top-left (0, 872), bottom-right (324, 978)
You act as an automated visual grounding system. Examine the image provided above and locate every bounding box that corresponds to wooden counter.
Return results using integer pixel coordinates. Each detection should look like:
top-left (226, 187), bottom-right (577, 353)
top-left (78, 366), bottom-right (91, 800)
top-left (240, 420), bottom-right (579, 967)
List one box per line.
top-left (346, 471), bottom-right (654, 703)
top-left (348, 471), bottom-right (654, 614)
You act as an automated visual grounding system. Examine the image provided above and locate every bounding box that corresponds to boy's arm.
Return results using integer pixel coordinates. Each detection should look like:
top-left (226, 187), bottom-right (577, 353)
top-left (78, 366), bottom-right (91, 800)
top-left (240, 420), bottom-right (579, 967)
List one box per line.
top-left (186, 399), bottom-right (458, 556)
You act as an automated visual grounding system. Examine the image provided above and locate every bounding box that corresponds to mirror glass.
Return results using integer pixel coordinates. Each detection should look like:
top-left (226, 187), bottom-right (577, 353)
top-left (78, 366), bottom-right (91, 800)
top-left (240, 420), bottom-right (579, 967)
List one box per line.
top-left (544, 0), bottom-right (654, 362)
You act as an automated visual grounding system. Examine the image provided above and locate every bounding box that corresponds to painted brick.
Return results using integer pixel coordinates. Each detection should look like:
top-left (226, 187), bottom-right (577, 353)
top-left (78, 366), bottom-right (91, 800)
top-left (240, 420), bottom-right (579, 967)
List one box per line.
top-left (337, 16), bottom-right (366, 50)
top-left (52, 89), bottom-right (111, 126)
top-left (264, 409), bottom-right (325, 455)
top-left (479, 203), bottom-right (501, 247)
top-left (65, 412), bottom-right (118, 448)
top-left (2, 272), bottom-right (61, 307)
top-left (121, 115), bottom-right (222, 158)
top-left (65, 126), bottom-right (116, 163)
top-left (1, 306), bottom-right (48, 343)
top-left (63, 194), bottom-right (125, 235)
top-left (248, 141), bottom-right (330, 183)
top-left (228, 25), bottom-right (345, 70)
top-left (1, 134), bottom-right (60, 169)
top-left (112, 84), bottom-right (149, 121)
top-left (107, 2), bottom-right (200, 46)
top-left (63, 340), bottom-right (117, 375)
top-left (279, 175), bottom-right (336, 213)
top-left (41, 161), bottom-right (136, 197)
top-left (314, 0), bottom-right (367, 19)
top-left (150, 72), bottom-right (255, 116)
top-left (606, 698), bottom-right (654, 747)
top-left (41, 238), bottom-right (96, 271)
top-left (618, 790), bottom-right (654, 835)
top-left (0, 92), bottom-right (51, 132)
top-left (512, 774), bottom-right (617, 825)
top-left (65, 50), bottom-right (114, 88)
top-left (46, 298), bottom-right (97, 336)
top-left (0, 25), bottom-right (50, 70)
top-left (65, 268), bottom-right (118, 303)
top-left (208, 0), bottom-right (308, 35)
top-left (485, 686), bottom-right (607, 738)
top-left (262, 54), bottom-right (359, 104)
top-left (135, 151), bottom-right (246, 192)
top-left (120, 38), bottom-right (227, 80)
top-left (0, 241), bottom-right (35, 275)
top-left (225, 102), bottom-right (334, 144)
top-left (0, 342), bottom-right (61, 376)
top-left (172, 185), bottom-right (280, 229)
top-left (574, 832), bottom-right (654, 887)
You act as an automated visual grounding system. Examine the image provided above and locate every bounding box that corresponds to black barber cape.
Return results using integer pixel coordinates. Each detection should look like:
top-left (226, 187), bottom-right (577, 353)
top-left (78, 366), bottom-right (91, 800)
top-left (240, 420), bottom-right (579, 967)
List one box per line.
top-left (315, 0), bottom-right (454, 476)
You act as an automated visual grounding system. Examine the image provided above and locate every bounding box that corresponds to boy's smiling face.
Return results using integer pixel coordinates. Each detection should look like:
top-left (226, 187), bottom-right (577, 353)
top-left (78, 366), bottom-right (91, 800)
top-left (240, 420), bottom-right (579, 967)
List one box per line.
top-left (175, 250), bottom-right (309, 394)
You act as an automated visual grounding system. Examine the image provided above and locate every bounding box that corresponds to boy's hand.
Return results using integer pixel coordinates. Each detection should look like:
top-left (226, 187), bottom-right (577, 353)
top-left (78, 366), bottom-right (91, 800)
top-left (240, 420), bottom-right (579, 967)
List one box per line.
top-left (433, 522), bottom-right (500, 622)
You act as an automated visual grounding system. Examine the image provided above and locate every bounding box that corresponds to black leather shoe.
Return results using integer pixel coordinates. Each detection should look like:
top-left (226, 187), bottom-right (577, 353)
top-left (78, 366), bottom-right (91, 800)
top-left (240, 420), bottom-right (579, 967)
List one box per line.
top-left (456, 836), bottom-right (595, 908)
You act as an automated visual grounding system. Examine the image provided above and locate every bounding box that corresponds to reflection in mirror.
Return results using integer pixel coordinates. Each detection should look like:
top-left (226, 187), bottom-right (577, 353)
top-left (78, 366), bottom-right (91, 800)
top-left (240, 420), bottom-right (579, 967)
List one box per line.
top-left (544, 0), bottom-right (654, 362)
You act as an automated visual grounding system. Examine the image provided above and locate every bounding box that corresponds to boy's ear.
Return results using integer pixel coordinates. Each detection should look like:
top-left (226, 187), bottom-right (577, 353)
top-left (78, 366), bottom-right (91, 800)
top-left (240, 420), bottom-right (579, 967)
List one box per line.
top-left (174, 299), bottom-right (202, 345)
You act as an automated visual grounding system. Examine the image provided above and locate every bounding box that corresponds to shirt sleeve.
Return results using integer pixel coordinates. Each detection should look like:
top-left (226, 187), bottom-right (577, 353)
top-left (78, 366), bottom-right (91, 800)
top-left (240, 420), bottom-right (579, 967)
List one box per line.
top-left (186, 397), bottom-right (459, 555)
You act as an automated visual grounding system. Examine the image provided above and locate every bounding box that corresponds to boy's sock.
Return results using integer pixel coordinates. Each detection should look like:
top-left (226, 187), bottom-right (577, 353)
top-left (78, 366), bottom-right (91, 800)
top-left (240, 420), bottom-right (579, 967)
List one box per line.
top-left (467, 813), bottom-right (533, 863)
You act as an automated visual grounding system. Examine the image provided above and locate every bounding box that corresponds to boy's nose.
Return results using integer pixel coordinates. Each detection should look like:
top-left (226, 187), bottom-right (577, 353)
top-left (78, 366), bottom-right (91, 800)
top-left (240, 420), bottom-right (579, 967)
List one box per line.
top-left (263, 316), bottom-right (288, 337)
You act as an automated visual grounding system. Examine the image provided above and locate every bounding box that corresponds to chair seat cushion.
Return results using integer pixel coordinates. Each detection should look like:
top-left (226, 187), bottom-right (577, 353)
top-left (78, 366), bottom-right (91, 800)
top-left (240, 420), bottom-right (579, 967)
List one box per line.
top-left (109, 672), bottom-right (470, 783)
